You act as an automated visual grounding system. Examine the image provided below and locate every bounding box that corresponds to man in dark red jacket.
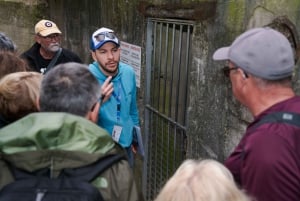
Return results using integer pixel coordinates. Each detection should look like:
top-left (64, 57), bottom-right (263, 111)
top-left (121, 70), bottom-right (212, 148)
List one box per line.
top-left (21, 19), bottom-right (82, 74)
top-left (213, 27), bottom-right (300, 201)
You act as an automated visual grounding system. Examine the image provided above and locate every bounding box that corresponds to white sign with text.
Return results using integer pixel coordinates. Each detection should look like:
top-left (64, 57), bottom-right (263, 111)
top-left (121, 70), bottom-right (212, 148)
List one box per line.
top-left (120, 41), bottom-right (141, 88)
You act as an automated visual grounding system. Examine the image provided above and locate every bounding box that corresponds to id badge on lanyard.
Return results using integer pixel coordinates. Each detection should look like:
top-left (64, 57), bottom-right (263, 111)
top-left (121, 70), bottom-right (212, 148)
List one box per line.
top-left (112, 81), bottom-right (123, 142)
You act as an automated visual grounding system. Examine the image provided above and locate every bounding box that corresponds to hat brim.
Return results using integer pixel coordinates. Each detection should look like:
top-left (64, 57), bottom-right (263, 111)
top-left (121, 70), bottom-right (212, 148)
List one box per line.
top-left (212, 47), bottom-right (230, 60)
top-left (38, 28), bottom-right (62, 37)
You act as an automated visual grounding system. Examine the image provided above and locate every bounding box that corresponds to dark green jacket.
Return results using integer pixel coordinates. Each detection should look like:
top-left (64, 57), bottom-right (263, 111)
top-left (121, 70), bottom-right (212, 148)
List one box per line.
top-left (0, 112), bottom-right (142, 201)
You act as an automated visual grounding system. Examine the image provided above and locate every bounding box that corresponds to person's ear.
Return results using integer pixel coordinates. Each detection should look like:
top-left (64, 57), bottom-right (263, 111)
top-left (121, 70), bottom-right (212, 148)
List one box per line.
top-left (88, 102), bottom-right (100, 123)
top-left (238, 69), bottom-right (248, 80)
top-left (91, 51), bottom-right (97, 62)
top-left (242, 72), bottom-right (249, 79)
top-left (35, 35), bottom-right (41, 44)
top-left (242, 73), bottom-right (246, 79)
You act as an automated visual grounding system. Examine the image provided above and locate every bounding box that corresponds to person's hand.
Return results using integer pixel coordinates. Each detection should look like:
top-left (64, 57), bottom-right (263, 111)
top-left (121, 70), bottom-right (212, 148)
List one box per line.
top-left (100, 76), bottom-right (113, 105)
top-left (131, 144), bottom-right (137, 154)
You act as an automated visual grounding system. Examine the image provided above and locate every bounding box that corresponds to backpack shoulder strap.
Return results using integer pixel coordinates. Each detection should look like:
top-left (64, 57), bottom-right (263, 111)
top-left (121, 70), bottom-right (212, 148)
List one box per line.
top-left (61, 153), bottom-right (127, 182)
top-left (252, 111), bottom-right (300, 130)
top-left (43, 47), bottom-right (62, 74)
top-left (4, 152), bottom-right (127, 182)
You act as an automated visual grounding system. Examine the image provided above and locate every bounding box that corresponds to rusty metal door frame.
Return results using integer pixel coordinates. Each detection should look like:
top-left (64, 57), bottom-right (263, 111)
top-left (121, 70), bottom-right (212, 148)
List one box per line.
top-left (143, 18), bottom-right (194, 200)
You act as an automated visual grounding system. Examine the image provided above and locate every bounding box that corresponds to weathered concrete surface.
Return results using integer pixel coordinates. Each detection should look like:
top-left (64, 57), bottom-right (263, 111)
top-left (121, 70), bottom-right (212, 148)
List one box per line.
top-left (139, 1), bottom-right (216, 20)
top-left (46, 0), bottom-right (144, 63)
top-left (0, 0), bottom-right (48, 55)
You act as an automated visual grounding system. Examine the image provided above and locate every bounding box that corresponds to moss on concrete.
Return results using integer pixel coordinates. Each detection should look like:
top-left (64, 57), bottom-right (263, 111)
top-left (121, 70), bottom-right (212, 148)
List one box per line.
top-left (0, 0), bottom-right (49, 52)
top-left (265, 0), bottom-right (300, 24)
top-left (226, 1), bottom-right (246, 34)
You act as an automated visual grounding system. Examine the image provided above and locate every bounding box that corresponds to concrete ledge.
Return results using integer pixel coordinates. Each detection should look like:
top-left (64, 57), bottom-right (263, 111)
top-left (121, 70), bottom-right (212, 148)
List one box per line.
top-left (138, 1), bottom-right (217, 20)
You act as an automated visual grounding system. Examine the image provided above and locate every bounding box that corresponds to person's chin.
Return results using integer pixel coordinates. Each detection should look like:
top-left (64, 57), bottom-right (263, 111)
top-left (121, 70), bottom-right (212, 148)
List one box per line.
top-left (106, 64), bottom-right (117, 72)
top-left (49, 45), bottom-right (61, 52)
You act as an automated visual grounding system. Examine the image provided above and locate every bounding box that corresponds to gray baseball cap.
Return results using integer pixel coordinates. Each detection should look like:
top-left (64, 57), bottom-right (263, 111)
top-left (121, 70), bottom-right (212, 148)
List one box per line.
top-left (213, 27), bottom-right (295, 80)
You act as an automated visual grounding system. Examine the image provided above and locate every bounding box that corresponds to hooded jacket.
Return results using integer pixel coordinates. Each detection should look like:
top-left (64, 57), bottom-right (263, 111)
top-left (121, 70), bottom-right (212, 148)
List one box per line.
top-left (0, 112), bottom-right (142, 201)
top-left (89, 62), bottom-right (140, 148)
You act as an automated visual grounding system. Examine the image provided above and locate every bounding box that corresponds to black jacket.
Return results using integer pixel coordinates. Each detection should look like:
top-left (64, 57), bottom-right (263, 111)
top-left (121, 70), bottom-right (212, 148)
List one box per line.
top-left (21, 43), bottom-right (82, 73)
top-left (0, 114), bottom-right (9, 129)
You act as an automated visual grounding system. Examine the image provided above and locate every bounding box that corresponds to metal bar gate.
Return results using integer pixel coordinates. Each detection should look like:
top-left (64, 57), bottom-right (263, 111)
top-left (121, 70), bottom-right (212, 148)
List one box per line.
top-left (143, 18), bottom-right (194, 201)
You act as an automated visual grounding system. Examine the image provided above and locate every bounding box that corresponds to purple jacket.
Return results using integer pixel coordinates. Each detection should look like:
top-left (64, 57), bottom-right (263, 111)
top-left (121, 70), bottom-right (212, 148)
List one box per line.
top-left (225, 96), bottom-right (300, 201)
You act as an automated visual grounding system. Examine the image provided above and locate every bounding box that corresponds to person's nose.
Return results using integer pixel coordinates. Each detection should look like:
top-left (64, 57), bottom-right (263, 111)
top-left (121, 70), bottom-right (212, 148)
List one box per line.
top-left (107, 51), bottom-right (114, 59)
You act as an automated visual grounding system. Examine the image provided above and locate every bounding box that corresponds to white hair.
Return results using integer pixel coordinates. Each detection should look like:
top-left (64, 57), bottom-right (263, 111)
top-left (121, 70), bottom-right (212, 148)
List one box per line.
top-left (154, 159), bottom-right (251, 201)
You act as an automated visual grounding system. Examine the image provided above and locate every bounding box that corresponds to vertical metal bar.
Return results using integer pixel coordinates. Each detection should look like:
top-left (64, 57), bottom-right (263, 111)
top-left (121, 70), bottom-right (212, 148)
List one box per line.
top-left (175, 25), bottom-right (183, 122)
top-left (154, 111), bottom-right (159, 196)
top-left (183, 25), bottom-right (192, 125)
top-left (147, 112), bottom-right (153, 200)
top-left (151, 21), bottom-right (157, 106)
top-left (168, 24), bottom-right (176, 118)
top-left (166, 121), bottom-right (171, 178)
top-left (159, 117), bottom-right (164, 187)
top-left (153, 22), bottom-right (163, 197)
top-left (156, 22), bottom-right (163, 111)
top-left (151, 21), bottom-right (159, 198)
top-left (168, 24), bottom-right (176, 177)
top-left (143, 18), bottom-right (153, 198)
top-left (147, 112), bottom-right (152, 200)
top-left (172, 125), bottom-right (177, 171)
top-left (162, 22), bottom-right (169, 186)
top-left (162, 23), bottom-right (169, 114)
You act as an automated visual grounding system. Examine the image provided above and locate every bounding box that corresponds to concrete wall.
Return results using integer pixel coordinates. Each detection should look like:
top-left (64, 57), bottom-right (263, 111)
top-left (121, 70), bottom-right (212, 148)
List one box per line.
top-left (47, 0), bottom-right (144, 63)
top-left (1, 0), bottom-right (300, 162)
top-left (0, 0), bottom-right (49, 55)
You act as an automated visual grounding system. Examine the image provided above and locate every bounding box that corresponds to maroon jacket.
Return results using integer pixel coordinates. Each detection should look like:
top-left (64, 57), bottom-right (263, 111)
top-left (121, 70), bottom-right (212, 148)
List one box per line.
top-left (225, 96), bottom-right (300, 201)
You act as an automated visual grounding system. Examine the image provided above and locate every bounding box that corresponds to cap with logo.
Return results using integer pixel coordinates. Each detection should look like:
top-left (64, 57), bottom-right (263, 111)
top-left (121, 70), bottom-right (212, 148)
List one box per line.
top-left (90, 27), bottom-right (119, 51)
top-left (35, 19), bottom-right (62, 37)
top-left (213, 27), bottom-right (295, 80)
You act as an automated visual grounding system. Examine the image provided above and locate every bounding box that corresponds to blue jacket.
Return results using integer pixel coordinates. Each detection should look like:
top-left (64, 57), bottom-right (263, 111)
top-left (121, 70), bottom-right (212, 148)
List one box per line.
top-left (89, 62), bottom-right (140, 148)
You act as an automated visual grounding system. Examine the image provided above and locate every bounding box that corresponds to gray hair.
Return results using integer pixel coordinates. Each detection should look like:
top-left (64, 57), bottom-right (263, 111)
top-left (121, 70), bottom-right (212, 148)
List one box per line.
top-left (39, 62), bottom-right (101, 117)
top-left (0, 32), bottom-right (16, 52)
top-left (251, 73), bottom-right (292, 89)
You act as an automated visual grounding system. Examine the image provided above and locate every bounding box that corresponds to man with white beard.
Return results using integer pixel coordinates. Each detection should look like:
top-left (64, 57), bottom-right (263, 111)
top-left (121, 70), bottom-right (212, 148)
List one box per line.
top-left (21, 19), bottom-right (82, 74)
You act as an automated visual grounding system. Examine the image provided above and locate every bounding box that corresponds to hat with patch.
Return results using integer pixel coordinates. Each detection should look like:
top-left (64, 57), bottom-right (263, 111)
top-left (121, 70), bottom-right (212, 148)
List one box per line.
top-left (35, 19), bottom-right (62, 37)
top-left (213, 27), bottom-right (295, 80)
top-left (90, 27), bottom-right (119, 51)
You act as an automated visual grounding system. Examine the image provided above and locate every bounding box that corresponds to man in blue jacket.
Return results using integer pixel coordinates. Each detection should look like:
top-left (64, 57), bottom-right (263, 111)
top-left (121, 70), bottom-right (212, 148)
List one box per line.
top-left (89, 27), bottom-right (140, 167)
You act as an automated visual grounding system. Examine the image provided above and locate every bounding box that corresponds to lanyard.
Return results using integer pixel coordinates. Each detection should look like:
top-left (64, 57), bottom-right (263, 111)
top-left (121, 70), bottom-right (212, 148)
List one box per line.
top-left (112, 81), bottom-right (121, 122)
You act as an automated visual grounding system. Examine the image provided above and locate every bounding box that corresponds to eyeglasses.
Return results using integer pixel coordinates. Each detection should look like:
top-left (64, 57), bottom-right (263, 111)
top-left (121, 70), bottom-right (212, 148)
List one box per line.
top-left (39, 33), bottom-right (61, 41)
top-left (94, 32), bottom-right (116, 42)
top-left (222, 66), bottom-right (238, 77)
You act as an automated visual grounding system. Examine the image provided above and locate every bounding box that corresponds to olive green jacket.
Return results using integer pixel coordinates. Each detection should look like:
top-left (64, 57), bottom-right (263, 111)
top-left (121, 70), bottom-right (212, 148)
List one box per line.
top-left (0, 112), bottom-right (143, 201)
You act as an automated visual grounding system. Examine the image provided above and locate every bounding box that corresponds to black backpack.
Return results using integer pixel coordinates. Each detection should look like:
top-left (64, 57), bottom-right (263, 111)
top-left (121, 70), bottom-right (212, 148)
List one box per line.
top-left (252, 111), bottom-right (300, 129)
top-left (0, 153), bottom-right (126, 201)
